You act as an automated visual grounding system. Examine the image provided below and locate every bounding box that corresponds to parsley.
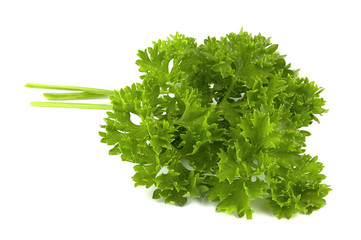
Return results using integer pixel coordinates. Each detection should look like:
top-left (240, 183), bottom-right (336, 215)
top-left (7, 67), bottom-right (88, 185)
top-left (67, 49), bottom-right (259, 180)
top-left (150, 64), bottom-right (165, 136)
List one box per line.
top-left (26, 30), bottom-right (330, 219)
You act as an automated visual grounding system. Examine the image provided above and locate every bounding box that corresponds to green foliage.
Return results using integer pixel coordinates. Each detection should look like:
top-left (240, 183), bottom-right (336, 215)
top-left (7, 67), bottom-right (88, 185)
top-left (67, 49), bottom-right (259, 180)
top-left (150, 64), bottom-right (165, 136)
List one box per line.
top-left (99, 30), bottom-right (330, 219)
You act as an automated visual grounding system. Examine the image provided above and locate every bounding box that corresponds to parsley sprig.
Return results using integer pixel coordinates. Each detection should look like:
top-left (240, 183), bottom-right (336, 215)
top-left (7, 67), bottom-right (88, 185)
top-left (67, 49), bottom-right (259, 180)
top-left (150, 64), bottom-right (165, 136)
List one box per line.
top-left (26, 30), bottom-right (330, 219)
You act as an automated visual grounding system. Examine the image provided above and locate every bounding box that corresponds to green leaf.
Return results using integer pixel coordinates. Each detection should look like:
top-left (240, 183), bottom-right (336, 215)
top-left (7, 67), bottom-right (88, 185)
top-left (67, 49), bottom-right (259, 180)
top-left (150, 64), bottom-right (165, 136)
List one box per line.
top-left (210, 180), bottom-right (253, 219)
top-left (132, 164), bottom-right (159, 188)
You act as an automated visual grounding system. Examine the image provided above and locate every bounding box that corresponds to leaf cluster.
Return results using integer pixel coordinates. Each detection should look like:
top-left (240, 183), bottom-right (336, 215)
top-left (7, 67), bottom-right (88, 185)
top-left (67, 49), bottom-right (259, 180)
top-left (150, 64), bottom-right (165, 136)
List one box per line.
top-left (100, 30), bottom-right (330, 219)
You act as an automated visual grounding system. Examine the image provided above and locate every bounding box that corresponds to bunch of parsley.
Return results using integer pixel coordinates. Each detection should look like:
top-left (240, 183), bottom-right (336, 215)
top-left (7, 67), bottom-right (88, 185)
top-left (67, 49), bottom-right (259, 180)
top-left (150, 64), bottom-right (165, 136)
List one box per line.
top-left (27, 30), bottom-right (330, 219)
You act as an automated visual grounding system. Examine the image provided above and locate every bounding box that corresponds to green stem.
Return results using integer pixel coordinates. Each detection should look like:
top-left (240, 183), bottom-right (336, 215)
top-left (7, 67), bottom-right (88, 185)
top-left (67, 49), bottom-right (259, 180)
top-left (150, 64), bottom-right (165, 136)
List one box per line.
top-left (43, 92), bottom-right (110, 100)
top-left (230, 101), bottom-right (246, 106)
top-left (30, 102), bottom-right (113, 110)
top-left (25, 83), bottom-right (114, 96)
top-left (219, 78), bottom-right (236, 105)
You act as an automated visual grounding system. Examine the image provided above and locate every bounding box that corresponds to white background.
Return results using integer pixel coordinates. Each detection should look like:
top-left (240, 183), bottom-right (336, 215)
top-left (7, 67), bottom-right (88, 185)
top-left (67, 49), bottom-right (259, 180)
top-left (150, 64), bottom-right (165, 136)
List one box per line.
top-left (1, 0), bottom-right (360, 239)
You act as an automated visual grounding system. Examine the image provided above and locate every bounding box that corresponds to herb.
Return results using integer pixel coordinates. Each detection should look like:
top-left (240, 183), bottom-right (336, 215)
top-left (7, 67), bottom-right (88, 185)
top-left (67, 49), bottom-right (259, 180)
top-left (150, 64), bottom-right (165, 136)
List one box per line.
top-left (26, 30), bottom-right (330, 219)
